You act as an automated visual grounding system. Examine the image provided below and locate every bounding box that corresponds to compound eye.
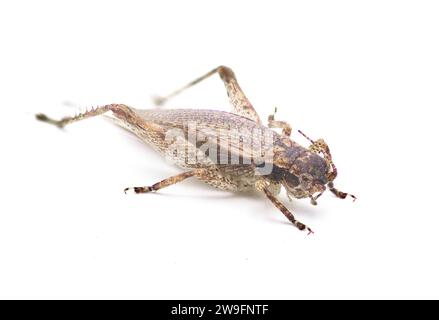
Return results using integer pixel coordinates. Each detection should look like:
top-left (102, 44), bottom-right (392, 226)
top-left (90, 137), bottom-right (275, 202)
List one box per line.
top-left (299, 173), bottom-right (313, 189)
top-left (283, 172), bottom-right (299, 188)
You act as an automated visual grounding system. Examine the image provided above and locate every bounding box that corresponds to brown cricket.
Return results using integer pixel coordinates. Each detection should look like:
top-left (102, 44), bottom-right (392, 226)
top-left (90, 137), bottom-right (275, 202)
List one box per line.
top-left (36, 66), bottom-right (355, 233)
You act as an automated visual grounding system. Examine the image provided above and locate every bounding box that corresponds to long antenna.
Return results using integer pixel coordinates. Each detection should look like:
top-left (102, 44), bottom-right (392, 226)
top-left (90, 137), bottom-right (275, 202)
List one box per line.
top-left (298, 129), bottom-right (315, 144)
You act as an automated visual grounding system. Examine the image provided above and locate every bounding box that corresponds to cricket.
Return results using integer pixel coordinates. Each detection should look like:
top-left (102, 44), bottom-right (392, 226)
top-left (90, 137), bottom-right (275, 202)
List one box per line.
top-left (36, 66), bottom-right (356, 233)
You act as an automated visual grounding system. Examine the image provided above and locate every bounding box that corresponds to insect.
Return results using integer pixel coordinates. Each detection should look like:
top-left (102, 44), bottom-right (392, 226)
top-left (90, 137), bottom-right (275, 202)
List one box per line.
top-left (36, 66), bottom-right (355, 233)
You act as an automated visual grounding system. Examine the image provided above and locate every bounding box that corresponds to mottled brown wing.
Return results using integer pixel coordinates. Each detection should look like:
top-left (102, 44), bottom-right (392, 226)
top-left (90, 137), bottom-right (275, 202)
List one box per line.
top-left (111, 108), bottom-right (276, 168)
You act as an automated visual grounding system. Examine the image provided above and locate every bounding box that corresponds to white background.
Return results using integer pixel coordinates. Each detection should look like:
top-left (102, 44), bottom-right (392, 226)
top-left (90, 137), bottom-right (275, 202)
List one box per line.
top-left (1, 1), bottom-right (438, 299)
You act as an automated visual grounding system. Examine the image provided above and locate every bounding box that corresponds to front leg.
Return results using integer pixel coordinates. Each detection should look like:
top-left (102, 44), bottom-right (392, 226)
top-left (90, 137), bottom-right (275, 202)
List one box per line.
top-left (298, 130), bottom-right (356, 201)
top-left (256, 180), bottom-right (313, 234)
top-left (267, 107), bottom-right (292, 136)
top-left (328, 182), bottom-right (357, 201)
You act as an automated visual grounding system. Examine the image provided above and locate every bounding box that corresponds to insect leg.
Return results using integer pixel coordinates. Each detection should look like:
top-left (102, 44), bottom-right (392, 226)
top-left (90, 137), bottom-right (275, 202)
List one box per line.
top-left (124, 169), bottom-right (207, 194)
top-left (154, 66), bottom-right (261, 123)
top-left (256, 181), bottom-right (313, 234)
top-left (36, 104), bottom-right (133, 128)
top-left (267, 107), bottom-right (292, 136)
top-left (298, 130), bottom-right (338, 180)
top-left (328, 182), bottom-right (357, 201)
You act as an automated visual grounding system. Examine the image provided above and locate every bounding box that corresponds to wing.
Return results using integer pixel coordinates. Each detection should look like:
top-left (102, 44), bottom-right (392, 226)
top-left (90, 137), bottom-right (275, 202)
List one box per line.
top-left (109, 108), bottom-right (277, 168)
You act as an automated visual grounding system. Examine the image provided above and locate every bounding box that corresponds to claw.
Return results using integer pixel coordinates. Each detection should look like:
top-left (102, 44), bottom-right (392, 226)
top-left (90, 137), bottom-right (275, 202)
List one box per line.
top-left (328, 182), bottom-right (356, 202)
top-left (295, 221), bottom-right (313, 235)
top-left (35, 113), bottom-right (65, 129)
top-left (152, 95), bottom-right (166, 107)
top-left (124, 186), bottom-right (154, 194)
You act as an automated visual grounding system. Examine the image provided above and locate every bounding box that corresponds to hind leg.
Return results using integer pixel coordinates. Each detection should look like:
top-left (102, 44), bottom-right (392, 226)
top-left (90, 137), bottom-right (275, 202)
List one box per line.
top-left (36, 104), bottom-right (133, 128)
top-left (154, 66), bottom-right (261, 123)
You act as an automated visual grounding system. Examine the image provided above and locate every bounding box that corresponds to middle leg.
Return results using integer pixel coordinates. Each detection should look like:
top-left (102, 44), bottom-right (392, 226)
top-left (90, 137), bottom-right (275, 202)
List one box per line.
top-left (256, 180), bottom-right (313, 234)
top-left (124, 168), bottom-right (208, 194)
